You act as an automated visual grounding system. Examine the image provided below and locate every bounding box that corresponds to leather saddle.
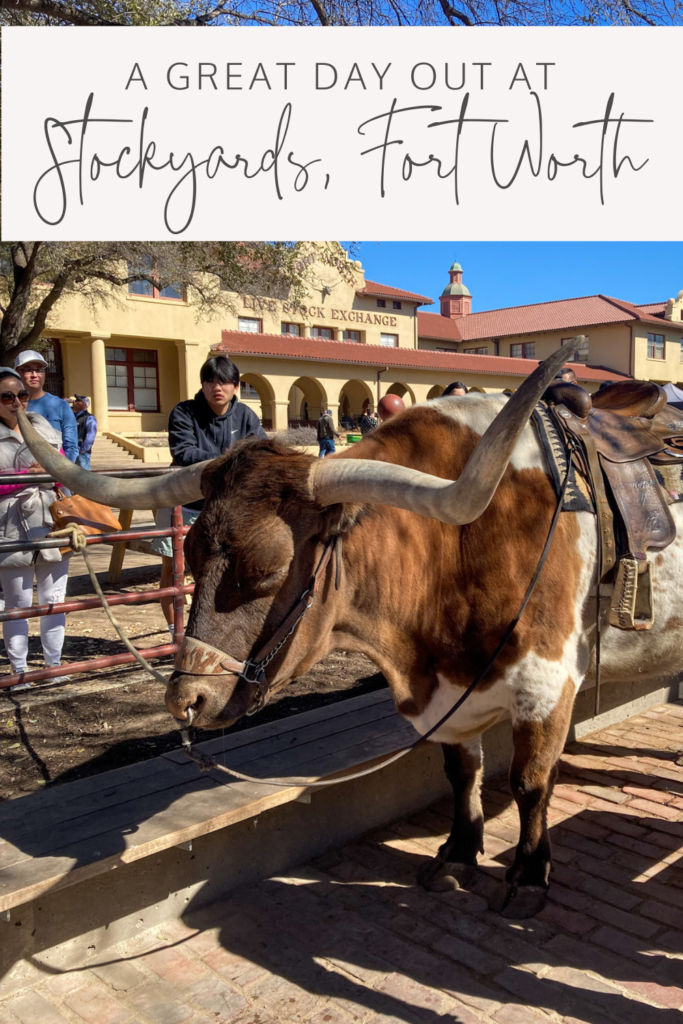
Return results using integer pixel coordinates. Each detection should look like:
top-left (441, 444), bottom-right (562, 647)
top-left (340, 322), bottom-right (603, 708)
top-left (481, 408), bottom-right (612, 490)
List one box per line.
top-left (544, 380), bottom-right (683, 631)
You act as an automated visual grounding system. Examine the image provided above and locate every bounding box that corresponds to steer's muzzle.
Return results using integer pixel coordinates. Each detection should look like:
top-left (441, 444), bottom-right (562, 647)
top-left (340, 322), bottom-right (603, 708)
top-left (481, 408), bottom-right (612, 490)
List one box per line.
top-left (165, 670), bottom-right (255, 730)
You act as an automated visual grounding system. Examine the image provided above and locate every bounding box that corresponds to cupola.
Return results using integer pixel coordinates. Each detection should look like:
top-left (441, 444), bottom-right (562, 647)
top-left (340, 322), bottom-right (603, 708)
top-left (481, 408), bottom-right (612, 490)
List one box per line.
top-left (440, 260), bottom-right (472, 318)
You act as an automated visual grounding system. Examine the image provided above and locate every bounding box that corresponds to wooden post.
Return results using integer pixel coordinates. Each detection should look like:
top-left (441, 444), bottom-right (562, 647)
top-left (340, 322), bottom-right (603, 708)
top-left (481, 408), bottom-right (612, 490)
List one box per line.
top-left (107, 509), bottom-right (134, 584)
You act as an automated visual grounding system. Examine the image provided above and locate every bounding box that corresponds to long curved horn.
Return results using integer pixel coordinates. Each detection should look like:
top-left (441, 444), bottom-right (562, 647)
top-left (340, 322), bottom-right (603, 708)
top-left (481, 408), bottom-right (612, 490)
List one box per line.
top-left (310, 338), bottom-right (585, 525)
top-left (17, 408), bottom-right (208, 510)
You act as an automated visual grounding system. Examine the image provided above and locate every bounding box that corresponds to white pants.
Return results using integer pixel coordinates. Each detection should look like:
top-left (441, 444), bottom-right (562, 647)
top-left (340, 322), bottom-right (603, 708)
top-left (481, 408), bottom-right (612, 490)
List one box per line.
top-left (0, 561), bottom-right (70, 672)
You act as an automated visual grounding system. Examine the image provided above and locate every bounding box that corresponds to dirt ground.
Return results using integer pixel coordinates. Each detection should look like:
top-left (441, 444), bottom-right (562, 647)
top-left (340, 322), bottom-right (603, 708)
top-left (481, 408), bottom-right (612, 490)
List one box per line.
top-left (0, 543), bottom-right (385, 802)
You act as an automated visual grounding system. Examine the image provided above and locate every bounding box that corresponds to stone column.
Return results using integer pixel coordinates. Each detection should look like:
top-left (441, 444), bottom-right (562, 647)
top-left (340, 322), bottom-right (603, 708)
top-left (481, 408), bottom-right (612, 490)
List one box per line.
top-left (90, 334), bottom-right (110, 432)
top-left (272, 400), bottom-right (290, 431)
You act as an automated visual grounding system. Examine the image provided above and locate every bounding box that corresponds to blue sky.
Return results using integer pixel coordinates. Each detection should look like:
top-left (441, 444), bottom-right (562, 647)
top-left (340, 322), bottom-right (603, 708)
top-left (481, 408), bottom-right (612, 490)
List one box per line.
top-left (354, 242), bottom-right (683, 313)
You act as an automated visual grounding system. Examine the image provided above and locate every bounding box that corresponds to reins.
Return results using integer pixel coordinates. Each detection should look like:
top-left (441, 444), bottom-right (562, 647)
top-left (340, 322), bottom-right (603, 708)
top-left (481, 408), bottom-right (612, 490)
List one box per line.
top-left (53, 431), bottom-right (576, 792)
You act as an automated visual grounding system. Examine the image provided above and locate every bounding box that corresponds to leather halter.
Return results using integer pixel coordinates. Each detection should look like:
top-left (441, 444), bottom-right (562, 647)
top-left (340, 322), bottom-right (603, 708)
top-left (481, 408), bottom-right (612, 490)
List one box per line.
top-left (174, 536), bottom-right (341, 715)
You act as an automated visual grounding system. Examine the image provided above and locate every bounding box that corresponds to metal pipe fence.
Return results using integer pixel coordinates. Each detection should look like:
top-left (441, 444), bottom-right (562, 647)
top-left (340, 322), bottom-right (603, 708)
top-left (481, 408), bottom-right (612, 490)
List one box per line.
top-left (0, 468), bottom-right (192, 691)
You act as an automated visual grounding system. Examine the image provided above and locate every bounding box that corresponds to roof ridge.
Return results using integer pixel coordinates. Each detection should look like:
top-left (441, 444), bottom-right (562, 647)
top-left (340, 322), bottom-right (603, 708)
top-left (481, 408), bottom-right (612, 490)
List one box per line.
top-left (443, 293), bottom-right (607, 319)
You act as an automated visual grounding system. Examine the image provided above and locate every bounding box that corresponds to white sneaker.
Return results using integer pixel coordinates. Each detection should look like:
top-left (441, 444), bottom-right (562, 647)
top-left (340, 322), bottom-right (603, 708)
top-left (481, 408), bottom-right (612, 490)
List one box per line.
top-left (9, 681), bottom-right (31, 692)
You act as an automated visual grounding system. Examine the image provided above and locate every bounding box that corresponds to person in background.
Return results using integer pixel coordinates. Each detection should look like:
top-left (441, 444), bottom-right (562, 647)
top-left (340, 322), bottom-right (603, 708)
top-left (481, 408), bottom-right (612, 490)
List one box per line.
top-left (14, 350), bottom-right (79, 462)
top-left (317, 408), bottom-right (341, 458)
top-left (71, 395), bottom-right (98, 470)
top-left (443, 382), bottom-right (468, 397)
top-left (340, 413), bottom-right (355, 431)
top-left (0, 368), bottom-right (69, 689)
top-left (152, 355), bottom-right (267, 637)
top-left (560, 367), bottom-right (577, 383)
top-left (358, 407), bottom-right (378, 435)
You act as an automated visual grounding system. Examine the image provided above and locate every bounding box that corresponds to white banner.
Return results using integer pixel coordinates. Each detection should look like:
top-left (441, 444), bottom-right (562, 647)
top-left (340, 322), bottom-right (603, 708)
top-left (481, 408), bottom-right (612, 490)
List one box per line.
top-left (2, 26), bottom-right (681, 240)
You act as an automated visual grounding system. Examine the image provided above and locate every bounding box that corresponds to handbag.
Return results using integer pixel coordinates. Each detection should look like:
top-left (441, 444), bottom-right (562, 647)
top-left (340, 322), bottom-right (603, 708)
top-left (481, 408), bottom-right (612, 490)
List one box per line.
top-left (49, 489), bottom-right (122, 555)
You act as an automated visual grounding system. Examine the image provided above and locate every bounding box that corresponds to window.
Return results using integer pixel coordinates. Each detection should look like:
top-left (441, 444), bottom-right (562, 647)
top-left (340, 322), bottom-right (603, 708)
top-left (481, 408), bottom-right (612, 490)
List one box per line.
top-left (561, 337), bottom-right (589, 363)
top-left (510, 343), bottom-right (535, 359)
top-left (238, 317), bottom-right (261, 333)
top-left (240, 382), bottom-right (260, 400)
top-left (463, 347), bottom-right (488, 355)
top-left (392, 301), bottom-right (402, 310)
top-left (380, 333), bottom-right (398, 348)
top-left (343, 330), bottom-right (361, 343)
top-left (105, 347), bottom-right (159, 411)
top-left (680, 340), bottom-right (683, 362)
top-left (376, 299), bottom-right (386, 308)
top-left (647, 333), bottom-right (665, 359)
top-left (127, 257), bottom-right (184, 301)
top-left (312, 326), bottom-right (333, 339)
top-left (281, 322), bottom-right (300, 336)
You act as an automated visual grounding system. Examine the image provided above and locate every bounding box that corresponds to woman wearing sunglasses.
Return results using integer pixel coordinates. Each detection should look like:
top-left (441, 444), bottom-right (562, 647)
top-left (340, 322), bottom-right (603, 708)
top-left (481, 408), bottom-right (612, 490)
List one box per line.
top-left (0, 368), bottom-right (69, 689)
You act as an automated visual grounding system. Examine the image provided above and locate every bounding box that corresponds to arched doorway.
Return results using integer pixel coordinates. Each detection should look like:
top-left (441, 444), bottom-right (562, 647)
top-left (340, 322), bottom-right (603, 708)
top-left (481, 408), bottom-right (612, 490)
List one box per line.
top-left (427, 384), bottom-right (444, 400)
top-left (240, 373), bottom-right (275, 428)
top-left (338, 379), bottom-right (374, 426)
top-left (288, 376), bottom-right (327, 426)
top-left (385, 382), bottom-right (415, 406)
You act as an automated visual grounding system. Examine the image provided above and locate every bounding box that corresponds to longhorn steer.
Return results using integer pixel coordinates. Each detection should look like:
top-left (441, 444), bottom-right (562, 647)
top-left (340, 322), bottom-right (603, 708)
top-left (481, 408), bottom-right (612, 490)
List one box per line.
top-left (17, 344), bottom-right (683, 919)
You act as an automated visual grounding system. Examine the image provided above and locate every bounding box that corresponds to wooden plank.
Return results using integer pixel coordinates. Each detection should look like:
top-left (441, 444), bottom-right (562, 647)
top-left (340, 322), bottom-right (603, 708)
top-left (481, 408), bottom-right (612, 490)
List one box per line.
top-left (0, 760), bottom-right (207, 846)
top-left (166, 699), bottom-right (399, 773)
top-left (107, 508), bottom-right (134, 584)
top-left (0, 720), bottom-right (417, 913)
top-left (216, 709), bottom-right (413, 778)
top-left (0, 716), bottom-right (415, 912)
top-left (0, 767), bottom-right (222, 873)
top-left (0, 692), bottom-right (395, 837)
top-left (0, 712), bottom-right (409, 868)
top-left (0, 690), bottom-right (392, 827)
top-left (162, 687), bottom-right (393, 763)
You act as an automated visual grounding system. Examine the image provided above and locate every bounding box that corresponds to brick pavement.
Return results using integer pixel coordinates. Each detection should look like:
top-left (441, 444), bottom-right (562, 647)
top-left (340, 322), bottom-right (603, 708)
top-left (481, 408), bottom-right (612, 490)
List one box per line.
top-left (1, 699), bottom-right (682, 1024)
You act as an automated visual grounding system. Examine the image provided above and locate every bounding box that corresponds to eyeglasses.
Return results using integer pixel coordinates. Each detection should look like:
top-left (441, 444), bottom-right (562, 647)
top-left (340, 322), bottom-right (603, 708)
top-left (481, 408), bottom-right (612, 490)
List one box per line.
top-left (0, 390), bottom-right (30, 405)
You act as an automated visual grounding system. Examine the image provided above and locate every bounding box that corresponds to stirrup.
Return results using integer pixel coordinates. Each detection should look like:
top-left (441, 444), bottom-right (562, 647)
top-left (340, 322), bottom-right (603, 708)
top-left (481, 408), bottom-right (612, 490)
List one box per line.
top-left (608, 556), bottom-right (654, 631)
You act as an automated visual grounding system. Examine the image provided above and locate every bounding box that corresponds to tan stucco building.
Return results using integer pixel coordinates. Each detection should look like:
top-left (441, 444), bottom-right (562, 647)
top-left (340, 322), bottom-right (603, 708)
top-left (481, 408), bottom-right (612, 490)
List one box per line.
top-left (36, 249), bottom-right (683, 447)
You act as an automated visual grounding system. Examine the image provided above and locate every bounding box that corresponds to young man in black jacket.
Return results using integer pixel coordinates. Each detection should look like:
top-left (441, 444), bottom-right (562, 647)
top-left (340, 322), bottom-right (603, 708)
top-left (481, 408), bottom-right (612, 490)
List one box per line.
top-left (152, 355), bottom-right (267, 634)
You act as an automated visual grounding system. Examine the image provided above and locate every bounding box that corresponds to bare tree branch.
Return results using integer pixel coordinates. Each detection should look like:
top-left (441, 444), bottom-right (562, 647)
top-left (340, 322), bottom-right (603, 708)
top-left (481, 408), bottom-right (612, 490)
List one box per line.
top-left (437, 0), bottom-right (473, 21)
top-left (1, 0), bottom-right (119, 24)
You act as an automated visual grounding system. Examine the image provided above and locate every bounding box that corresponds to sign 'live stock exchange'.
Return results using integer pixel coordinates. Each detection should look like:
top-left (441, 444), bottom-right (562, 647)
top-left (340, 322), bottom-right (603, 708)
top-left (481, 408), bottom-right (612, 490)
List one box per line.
top-left (2, 26), bottom-right (681, 240)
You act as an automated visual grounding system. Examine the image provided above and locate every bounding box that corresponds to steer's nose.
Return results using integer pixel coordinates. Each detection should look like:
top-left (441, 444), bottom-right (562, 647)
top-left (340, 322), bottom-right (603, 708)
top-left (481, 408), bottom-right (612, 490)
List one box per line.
top-left (164, 671), bottom-right (248, 730)
top-left (165, 680), bottom-right (204, 722)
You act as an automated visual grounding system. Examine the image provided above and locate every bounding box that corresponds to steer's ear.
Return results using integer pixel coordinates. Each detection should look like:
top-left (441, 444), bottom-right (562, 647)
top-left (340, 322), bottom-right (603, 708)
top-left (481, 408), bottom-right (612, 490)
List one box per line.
top-left (318, 499), bottom-right (366, 541)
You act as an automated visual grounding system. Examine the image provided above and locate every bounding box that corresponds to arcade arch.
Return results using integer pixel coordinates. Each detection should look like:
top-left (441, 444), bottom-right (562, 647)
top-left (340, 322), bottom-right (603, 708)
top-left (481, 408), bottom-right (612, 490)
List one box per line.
top-left (427, 384), bottom-right (444, 400)
top-left (386, 382), bottom-right (415, 406)
top-left (288, 376), bottom-right (327, 425)
top-left (338, 379), bottom-right (374, 422)
top-left (239, 372), bottom-right (275, 427)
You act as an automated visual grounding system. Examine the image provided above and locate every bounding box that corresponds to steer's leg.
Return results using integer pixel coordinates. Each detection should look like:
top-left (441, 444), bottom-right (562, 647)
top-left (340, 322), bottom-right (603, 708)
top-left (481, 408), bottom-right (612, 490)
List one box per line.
top-left (490, 678), bottom-right (575, 919)
top-left (417, 737), bottom-right (484, 893)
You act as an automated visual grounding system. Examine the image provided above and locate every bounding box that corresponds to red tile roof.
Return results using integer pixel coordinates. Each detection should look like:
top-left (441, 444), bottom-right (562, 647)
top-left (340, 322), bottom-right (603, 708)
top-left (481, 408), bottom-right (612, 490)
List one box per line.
top-left (419, 294), bottom-right (683, 343)
top-left (417, 312), bottom-right (461, 342)
top-left (359, 280), bottom-right (433, 306)
top-left (216, 331), bottom-right (628, 382)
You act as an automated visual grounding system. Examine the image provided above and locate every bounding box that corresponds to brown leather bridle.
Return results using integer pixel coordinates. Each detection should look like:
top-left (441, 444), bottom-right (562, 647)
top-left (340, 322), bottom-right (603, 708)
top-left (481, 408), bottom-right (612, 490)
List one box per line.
top-left (173, 535), bottom-right (342, 715)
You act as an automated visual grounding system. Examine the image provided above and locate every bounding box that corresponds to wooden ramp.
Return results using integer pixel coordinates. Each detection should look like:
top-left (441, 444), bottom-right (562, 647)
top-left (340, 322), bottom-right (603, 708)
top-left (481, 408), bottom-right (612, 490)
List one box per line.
top-left (0, 689), bottom-right (421, 916)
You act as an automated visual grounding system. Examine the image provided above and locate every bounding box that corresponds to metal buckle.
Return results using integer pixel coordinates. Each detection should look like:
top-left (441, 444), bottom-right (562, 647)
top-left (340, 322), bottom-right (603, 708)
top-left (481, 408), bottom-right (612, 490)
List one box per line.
top-left (243, 662), bottom-right (268, 716)
top-left (241, 660), bottom-right (265, 685)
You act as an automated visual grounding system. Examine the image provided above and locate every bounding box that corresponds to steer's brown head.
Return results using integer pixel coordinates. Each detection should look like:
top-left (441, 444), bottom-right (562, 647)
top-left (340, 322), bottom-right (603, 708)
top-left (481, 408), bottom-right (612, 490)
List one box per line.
top-left (14, 341), bottom-right (583, 731)
top-left (167, 439), bottom-right (359, 728)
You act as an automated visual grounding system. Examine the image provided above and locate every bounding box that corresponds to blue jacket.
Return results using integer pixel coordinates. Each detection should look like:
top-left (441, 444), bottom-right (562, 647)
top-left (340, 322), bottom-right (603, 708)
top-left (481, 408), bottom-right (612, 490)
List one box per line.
top-left (27, 394), bottom-right (79, 463)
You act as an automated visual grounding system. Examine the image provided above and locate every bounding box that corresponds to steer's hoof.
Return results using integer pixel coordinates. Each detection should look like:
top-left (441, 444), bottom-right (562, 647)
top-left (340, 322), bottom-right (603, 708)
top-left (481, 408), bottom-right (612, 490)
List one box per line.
top-left (417, 858), bottom-right (475, 892)
top-left (489, 883), bottom-right (547, 919)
